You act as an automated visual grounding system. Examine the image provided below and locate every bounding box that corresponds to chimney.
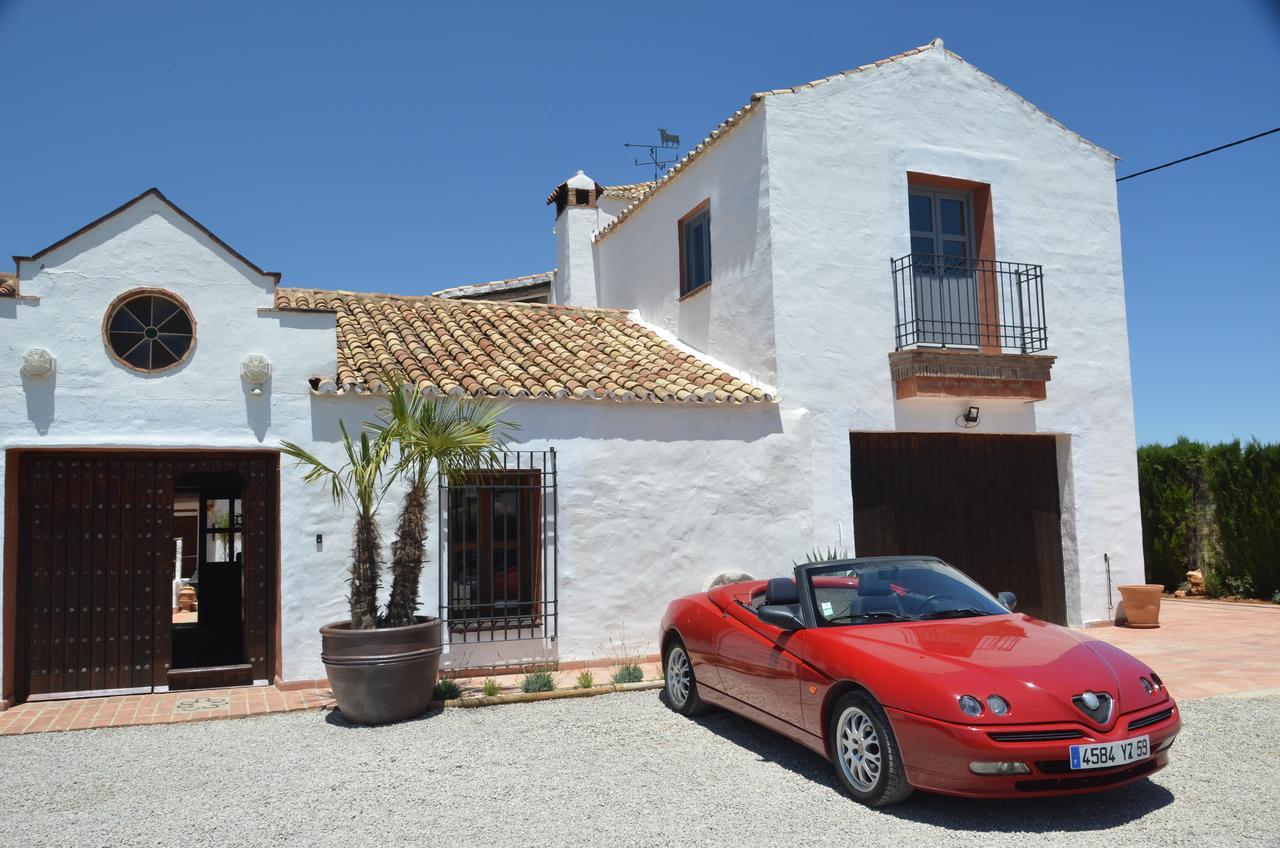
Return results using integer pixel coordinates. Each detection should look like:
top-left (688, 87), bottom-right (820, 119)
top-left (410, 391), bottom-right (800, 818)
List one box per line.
top-left (546, 170), bottom-right (603, 307)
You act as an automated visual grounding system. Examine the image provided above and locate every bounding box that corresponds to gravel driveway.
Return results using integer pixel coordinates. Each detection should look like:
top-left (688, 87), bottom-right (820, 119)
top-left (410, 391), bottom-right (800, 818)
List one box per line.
top-left (1, 690), bottom-right (1277, 848)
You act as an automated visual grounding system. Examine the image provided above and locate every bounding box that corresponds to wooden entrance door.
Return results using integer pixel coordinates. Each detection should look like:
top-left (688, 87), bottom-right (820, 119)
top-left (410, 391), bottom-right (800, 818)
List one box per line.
top-left (14, 451), bottom-right (276, 699)
top-left (849, 433), bottom-right (1067, 624)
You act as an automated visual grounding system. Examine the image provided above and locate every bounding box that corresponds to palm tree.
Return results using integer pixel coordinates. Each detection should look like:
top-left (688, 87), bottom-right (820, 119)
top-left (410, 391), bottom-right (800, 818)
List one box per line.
top-left (372, 379), bottom-right (515, 628)
top-left (281, 422), bottom-right (395, 630)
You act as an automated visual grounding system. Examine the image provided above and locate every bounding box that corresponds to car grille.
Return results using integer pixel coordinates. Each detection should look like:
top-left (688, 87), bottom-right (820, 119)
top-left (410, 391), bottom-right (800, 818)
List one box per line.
top-left (1016, 759), bottom-right (1158, 792)
top-left (987, 729), bottom-right (1084, 743)
top-left (1128, 707), bottom-right (1175, 731)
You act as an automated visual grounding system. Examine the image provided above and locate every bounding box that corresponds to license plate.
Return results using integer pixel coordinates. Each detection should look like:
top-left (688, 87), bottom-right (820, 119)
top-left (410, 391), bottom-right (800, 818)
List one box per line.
top-left (1069, 735), bottom-right (1150, 770)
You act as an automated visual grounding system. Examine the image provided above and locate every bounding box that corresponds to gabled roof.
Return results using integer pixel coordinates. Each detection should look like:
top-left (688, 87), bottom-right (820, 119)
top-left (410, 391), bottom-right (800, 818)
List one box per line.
top-left (273, 287), bottom-right (774, 404)
top-left (431, 271), bottom-right (554, 300)
top-left (12, 187), bottom-right (281, 282)
top-left (594, 38), bottom-right (1115, 242)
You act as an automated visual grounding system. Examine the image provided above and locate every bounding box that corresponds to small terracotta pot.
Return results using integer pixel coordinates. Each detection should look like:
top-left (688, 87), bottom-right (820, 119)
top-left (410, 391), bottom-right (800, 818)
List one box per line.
top-left (1117, 584), bottom-right (1164, 628)
top-left (320, 617), bottom-right (442, 725)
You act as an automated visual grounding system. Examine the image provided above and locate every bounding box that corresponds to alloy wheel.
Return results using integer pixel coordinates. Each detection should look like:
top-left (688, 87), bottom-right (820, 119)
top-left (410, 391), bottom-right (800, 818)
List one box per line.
top-left (666, 646), bottom-right (691, 707)
top-left (837, 705), bottom-right (883, 792)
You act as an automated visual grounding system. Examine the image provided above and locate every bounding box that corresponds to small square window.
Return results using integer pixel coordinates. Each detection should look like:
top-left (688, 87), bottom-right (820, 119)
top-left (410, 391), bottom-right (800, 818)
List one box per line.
top-left (679, 203), bottom-right (712, 296)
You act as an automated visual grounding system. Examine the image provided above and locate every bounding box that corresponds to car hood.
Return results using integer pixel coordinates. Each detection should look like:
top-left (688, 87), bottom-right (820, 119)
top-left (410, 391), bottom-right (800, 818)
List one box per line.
top-left (809, 614), bottom-right (1166, 726)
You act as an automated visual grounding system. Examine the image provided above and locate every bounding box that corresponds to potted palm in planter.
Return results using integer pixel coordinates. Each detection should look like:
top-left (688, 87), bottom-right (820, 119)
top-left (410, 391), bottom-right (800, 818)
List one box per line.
top-left (281, 380), bottom-right (512, 725)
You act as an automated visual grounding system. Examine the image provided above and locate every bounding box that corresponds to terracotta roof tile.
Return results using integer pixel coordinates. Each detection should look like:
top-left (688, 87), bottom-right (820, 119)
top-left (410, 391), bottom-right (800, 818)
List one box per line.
top-left (0, 272), bottom-right (15, 297)
top-left (601, 182), bottom-right (656, 201)
top-left (431, 271), bottom-right (553, 299)
top-left (274, 287), bottom-right (773, 404)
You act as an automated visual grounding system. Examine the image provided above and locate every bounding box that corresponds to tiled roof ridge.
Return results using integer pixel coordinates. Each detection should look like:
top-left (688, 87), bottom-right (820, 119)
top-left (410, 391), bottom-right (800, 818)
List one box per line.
top-left (593, 39), bottom-right (938, 243)
top-left (593, 37), bottom-right (1115, 242)
top-left (601, 182), bottom-right (657, 200)
top-left (431, 270), bottom-right (555, 298)
top-left (275, 286), bottom-right (628, 314)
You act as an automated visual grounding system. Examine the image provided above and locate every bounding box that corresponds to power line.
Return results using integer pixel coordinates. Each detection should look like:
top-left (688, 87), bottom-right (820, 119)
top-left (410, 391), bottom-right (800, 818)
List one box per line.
top-left (1116, 127), bottom-right (1280, 182)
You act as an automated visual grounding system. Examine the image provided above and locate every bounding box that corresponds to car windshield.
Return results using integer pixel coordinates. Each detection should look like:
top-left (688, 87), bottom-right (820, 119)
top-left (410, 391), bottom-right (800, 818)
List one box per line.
top-left (804, 560), bottom-right (1008, 626)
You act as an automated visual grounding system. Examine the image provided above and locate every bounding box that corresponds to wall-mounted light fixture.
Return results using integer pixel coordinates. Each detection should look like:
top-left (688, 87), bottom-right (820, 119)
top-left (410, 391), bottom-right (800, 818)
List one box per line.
top-left (956, 405), bottom-right (980, 428)
top-left (241, 353), bottom-right (272, 396)
top-left (20, 347), bottom-right (56, 380)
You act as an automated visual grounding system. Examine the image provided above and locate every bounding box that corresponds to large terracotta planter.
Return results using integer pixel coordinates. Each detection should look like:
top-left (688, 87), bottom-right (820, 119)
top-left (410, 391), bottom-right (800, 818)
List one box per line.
top-left (320, 617), bottom-right (442, 725)
top-left (1117, 584), bottom-right (1164, 628)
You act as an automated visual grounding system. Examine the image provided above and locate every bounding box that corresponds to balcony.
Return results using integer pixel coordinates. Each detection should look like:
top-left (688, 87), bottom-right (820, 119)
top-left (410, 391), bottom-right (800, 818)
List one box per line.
top-left (889, 253), bottom-right (1055, 401)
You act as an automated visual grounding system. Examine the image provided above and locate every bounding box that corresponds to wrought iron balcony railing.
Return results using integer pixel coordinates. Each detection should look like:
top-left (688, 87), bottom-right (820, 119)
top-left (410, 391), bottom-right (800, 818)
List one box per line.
top-left (891, 254), bottom-right (1048, 353)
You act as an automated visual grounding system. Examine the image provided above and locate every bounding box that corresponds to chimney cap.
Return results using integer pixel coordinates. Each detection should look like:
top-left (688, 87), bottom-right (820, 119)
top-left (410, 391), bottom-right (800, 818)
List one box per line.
top-left (546, 170), bottom-right (606, 215)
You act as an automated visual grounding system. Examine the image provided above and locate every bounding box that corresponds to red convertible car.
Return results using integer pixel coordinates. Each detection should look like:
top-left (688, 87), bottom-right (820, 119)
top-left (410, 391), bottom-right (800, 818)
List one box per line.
top-left (659, 556), bottom-right (1180, 806)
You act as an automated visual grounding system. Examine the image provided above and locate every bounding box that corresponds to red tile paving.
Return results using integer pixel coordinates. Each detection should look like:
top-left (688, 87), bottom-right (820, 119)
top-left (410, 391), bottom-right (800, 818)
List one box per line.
top-left (1, 600), bottom-right (1274, 736)
top-left (1087, 598), bottom-right (1280, 700)
top-left (0, 685), bottom-right (333, 736)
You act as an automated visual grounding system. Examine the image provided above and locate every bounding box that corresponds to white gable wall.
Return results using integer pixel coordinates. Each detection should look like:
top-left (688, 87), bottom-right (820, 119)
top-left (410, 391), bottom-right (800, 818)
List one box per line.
top-left (0, 195), bottom-right (359, 687)
top-left (761, 46), bottom-right (1142, 624)
top-left (595, 109), bottom-right (779, 385)
top-left (589, 45), bottom-right (1143, 625)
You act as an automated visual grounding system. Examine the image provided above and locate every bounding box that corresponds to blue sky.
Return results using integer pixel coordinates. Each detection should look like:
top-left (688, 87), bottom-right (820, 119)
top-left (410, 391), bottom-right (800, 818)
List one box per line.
top-left (1, 0), bottom-right (1277, 445)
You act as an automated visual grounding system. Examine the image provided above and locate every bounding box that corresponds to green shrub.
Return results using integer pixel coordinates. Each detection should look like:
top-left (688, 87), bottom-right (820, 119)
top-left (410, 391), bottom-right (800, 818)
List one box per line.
top-left (433, 677), bottom-right (462, 701)
top-left (575, 670), bottom-right (594, 689)
top-left (482, 677), bottom-right (500, 697)
top-left (1139, 438), bottom-right (1280, 600)
top-left (611, 664), bottom-right (644, 685)
top-left (520, 671), bottom-right (556, 693)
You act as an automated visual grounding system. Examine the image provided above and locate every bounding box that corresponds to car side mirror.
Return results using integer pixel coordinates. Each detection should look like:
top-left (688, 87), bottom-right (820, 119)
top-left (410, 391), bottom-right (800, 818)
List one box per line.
top-left (997, 591), bottom-right (1017, 611)
top-left (759, 604), bottom-right (805, 631)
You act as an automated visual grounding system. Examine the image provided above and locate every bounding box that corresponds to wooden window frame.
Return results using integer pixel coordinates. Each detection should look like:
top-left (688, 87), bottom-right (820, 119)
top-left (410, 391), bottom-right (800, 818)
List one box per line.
top-left (677, 198), bottom-right (712, 298)
top-left (446, 469), bottom-right (543, 634)
top-left (907, 173), bottom-right (1000, 353)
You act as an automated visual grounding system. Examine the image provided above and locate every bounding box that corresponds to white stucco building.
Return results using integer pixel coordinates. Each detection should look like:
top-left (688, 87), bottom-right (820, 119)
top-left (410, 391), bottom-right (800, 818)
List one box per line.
top-left (1, 39), bottom-right (1143, 704)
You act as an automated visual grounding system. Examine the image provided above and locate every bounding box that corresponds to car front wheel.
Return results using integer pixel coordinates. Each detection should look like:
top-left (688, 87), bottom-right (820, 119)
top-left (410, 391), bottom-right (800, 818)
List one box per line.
top-left (828, 691), bottom-right (913, 806)
top-left (663, 638), bottom-right (709, 716)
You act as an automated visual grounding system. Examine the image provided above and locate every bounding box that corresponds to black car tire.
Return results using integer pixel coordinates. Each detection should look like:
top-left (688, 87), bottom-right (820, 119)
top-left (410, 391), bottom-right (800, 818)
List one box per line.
top-left (827, 690), bottom-right (914, 806)
top-left (663, 637), bottom-right (710, 716)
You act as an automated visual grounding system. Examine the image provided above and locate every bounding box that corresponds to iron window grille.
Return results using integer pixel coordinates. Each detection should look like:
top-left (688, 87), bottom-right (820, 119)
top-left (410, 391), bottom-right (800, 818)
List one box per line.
top-left (891, 254), bottom-right (1048, 353)
top-left (438, 450), bottom-right (558, 644)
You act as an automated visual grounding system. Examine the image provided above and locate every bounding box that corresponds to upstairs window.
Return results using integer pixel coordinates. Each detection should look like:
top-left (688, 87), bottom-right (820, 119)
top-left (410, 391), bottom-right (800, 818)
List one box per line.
top-left (678, 200), bottom-right (712, 297)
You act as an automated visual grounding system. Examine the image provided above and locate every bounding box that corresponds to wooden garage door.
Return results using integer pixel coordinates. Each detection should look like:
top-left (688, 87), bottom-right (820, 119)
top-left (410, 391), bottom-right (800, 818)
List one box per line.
top-left (15, 452), bottom-right (276, 699)
top-left (849, 433), bottom-right (1067, 624)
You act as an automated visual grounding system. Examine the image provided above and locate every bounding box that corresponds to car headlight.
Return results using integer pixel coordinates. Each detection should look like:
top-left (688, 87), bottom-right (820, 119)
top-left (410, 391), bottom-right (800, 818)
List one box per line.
top-left (1140, 676), bottom-right (1154, 694)
top-left (986, 694), bottom-right (1010, 716)
top-left (958, 694), bottom-right (984, 717)
top-left (1151, 671), bottom-right (1164, 690)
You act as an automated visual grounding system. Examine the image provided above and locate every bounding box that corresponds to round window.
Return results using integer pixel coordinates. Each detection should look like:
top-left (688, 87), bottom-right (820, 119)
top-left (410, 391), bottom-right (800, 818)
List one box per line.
top-left (104, 291), bottom-right (195, 372)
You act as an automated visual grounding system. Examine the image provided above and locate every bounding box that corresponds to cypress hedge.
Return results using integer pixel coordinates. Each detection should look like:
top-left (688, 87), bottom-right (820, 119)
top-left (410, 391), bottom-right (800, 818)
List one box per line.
top-left (1137, 438), bottom-right (1280, 600)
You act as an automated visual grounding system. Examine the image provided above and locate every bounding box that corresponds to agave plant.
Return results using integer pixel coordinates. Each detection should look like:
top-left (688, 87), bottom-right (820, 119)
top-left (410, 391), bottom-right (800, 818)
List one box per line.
top-left (369, 377), bottom-right (515, 628)
top-left (281, 423), bottom-right (395, 629)
top-left (796, 546), bottom-right (849, 565)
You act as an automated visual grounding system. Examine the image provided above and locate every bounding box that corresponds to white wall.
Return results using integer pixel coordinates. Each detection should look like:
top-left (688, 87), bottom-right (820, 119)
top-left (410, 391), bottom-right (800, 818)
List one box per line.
top-left (0, 196), bottom-right (360, 688)
top-left (0, 195), bottom-right (813, 688)
top-left (595, 45), bottom-right (1144, 625)
top-left (595, 109), bottom-right (779, 385)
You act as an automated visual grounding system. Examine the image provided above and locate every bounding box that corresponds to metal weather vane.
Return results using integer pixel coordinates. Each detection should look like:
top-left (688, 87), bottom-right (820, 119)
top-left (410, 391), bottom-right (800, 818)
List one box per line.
top-left (624, 128), bottom-right (681, 181)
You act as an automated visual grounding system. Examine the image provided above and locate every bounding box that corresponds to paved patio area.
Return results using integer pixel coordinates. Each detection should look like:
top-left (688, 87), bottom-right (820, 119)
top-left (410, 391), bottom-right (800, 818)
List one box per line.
top-left (0, 599), bottom-right (1273, 736)
top-left (1088, 598), bottom-right (1280, 700)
